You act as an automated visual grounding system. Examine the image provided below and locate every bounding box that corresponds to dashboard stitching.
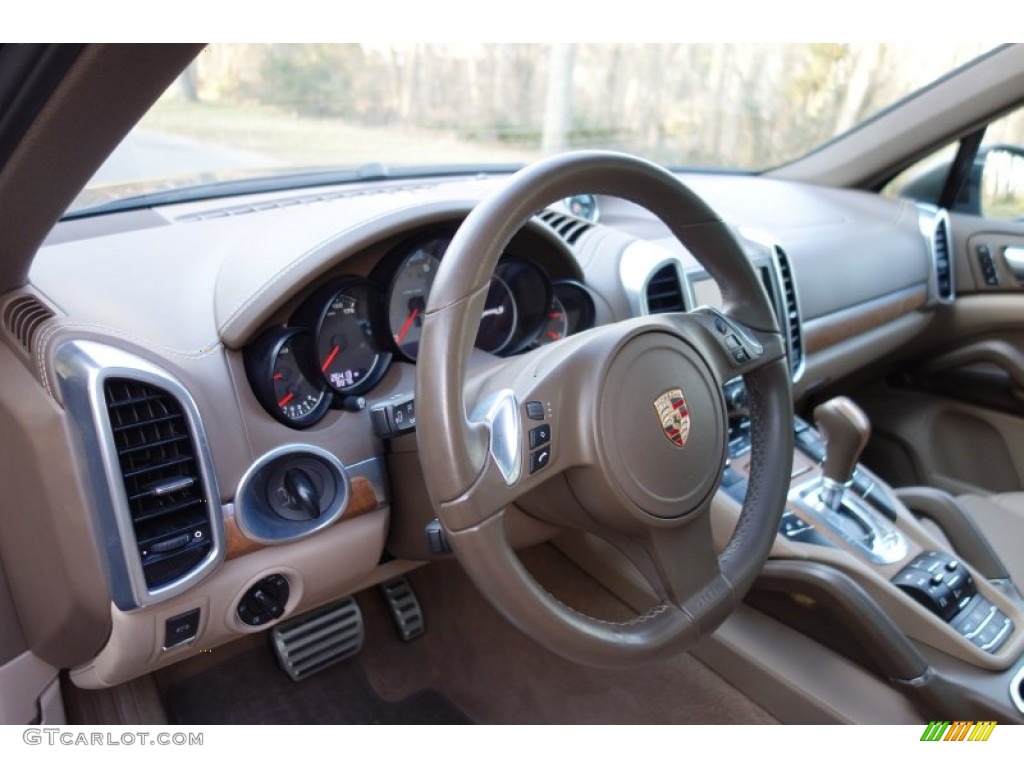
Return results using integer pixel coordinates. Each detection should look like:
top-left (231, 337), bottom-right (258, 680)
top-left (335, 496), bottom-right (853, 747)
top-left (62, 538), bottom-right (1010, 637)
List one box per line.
top-left (36, 321), bottom-right (224, 398)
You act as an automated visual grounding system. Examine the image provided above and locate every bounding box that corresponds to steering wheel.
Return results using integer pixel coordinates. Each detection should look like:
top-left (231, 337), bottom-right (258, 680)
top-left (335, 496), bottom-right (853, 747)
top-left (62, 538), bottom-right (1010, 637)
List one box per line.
top-left (416, 151), bottom-right (793, 668)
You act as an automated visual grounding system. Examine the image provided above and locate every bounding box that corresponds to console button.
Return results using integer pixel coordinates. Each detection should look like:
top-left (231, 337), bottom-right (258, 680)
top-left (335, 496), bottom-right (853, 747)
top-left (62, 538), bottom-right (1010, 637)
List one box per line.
top-left (530, 447), bottom-right (551, 474)
top-left (164, 608), bottom-right (201, 650)
top-left (529, 424), bottom-right (551, 449)
top-left (525, 401), bottom-right (545, 421)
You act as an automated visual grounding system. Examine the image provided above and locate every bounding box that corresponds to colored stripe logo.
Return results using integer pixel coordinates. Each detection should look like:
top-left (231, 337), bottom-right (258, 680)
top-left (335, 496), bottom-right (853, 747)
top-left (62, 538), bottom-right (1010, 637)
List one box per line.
top-left (920, 721), bottom-right (996, 741)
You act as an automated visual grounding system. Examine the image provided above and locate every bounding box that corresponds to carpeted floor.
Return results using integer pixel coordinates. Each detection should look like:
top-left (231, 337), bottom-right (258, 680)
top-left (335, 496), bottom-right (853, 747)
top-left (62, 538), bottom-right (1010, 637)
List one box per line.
top-left (163, 644), bottom-right (471, 725)
top-left (156, 543), bottom-right (775, 725)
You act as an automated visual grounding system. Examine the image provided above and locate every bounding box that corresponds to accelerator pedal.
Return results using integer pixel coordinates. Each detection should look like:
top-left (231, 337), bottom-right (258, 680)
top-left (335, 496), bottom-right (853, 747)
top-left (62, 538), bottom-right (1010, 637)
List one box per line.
top-left (379, 576), bottom-right (425, 641)
top-left (271, 596), bottom-right (363, 682)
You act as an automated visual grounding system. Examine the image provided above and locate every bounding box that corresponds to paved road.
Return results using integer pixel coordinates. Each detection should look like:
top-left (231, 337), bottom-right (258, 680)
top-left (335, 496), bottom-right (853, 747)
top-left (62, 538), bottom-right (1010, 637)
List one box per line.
top-left (88, 130), bottom-right (284, 186)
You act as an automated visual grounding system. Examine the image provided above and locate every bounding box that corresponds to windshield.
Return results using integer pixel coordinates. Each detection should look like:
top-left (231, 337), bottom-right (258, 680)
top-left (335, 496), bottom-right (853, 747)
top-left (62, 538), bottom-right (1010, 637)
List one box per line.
top-left (69, 43), bottom-right (996, 215)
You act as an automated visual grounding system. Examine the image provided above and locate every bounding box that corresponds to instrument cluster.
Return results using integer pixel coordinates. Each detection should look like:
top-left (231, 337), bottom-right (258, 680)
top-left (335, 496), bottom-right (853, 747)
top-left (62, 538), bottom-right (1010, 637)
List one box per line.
top-left (244, 229), bottom-right (595, 428)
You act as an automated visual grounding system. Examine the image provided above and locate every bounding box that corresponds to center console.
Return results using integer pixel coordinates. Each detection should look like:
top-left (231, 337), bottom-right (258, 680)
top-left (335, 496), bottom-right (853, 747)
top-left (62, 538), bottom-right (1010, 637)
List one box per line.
top-left (716, 386), bottom-right (1024, 720)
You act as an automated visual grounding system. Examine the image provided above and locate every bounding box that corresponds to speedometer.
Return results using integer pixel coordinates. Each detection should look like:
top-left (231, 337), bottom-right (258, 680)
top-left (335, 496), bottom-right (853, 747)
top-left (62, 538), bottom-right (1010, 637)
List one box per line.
top-left (386, 236), bottom-right (446, 361)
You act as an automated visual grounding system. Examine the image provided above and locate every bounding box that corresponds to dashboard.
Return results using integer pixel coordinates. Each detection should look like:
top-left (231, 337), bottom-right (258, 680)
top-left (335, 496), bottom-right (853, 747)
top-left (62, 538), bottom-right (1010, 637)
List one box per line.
top-left (6, 168), bottom-right (948, 689)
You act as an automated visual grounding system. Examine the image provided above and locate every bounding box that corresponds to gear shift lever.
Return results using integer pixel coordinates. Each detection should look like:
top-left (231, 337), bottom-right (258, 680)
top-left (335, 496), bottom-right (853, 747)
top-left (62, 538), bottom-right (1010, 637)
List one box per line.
top-left (813, 396), bottom-right (871, 510)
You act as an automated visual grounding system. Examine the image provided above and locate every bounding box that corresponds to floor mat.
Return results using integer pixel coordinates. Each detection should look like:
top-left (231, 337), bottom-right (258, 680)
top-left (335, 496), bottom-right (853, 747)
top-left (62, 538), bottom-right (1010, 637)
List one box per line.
top-left (163, 644), bottom-right (471, 725)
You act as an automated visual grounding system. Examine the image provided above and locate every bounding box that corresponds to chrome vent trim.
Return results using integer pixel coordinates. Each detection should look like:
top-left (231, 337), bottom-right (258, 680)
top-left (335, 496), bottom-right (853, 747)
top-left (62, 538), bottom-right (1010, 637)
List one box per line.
top-left (2, 294), bottom-right (54, 353)
top-left (54, 341), bottom-right (224, 610)
top-left (536, 209), bottom-right (594, 246)
top-left (917, 205), bottom-right (955, 306)
top-left (771, 246), bottom-right (805, 382)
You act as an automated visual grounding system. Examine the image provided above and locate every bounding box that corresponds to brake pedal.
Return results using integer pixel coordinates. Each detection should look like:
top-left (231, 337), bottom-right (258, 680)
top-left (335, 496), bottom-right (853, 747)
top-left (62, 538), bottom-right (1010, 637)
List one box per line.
top-left (271, 596), bottom-right (363, 682)
top-left (379, 576), bottom-right (425, 641)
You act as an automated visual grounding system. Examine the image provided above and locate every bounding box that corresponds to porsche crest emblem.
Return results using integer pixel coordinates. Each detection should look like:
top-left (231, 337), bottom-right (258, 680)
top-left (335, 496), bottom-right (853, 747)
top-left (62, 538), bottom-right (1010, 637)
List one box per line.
top-left (654, 388), bottom-right (691, 448)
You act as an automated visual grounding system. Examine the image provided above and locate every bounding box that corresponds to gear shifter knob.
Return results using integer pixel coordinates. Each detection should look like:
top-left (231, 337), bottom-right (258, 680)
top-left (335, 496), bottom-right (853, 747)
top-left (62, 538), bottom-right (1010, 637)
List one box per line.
top-left (813, 397), bottom-right (871, 508)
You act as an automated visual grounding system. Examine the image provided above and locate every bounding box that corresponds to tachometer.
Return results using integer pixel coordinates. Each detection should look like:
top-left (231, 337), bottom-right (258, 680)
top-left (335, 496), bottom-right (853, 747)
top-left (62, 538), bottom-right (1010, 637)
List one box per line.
top-left (245, 328), bottom-right (330, 429)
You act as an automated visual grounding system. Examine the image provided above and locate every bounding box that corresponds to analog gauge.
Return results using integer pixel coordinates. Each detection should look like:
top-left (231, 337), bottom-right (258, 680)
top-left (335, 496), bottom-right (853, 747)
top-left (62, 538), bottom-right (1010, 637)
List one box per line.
top-left (530, 280), bottom-right (597, 348)
top-left (564, 193), bottom-right (599, 223)
top-left (245, 328), bottom-right (330, 429)
top-left (533, 296), bottom-right (570, 346)
top-left (474, 276), bottom-right (518, 354)
top-left (312, 280), bottom-right (389, 395)
top-left (386, 236), bottom-right (447, 360)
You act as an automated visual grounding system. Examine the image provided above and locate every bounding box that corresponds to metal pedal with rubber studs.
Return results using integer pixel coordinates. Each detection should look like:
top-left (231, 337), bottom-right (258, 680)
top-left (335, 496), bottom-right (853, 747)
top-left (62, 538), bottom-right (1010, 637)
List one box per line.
top-left (379, 576), bottom-right (425, 642)
top-left (271, 596), bottom-right (363, 682)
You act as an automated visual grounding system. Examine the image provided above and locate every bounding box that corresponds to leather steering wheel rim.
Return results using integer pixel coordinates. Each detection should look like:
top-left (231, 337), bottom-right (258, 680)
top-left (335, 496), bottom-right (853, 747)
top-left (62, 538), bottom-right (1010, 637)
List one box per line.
top-left (416, 151), bottom-right (793, 668)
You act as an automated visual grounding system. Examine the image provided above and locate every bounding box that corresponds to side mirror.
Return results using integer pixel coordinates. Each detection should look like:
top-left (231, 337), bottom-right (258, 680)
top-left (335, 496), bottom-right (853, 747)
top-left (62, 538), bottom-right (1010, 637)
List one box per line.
top-left (980, 145), bottom-right (1024, 222)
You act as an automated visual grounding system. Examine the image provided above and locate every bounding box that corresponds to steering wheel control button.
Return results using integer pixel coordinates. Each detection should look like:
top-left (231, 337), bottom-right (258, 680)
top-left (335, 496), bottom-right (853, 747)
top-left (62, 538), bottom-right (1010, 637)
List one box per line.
top-left (732, 349), bottom-right (750, 364)
top-left (237, 574), bottom-right (290, 627)
top-left (724, 334), bottom-right (741, 350)
top-left (525, 401), bottom-right (545, 420)
top-left (163, 608), bottom-right (201, 650)
top-left (530, 447), bottom-right (551, 474)
top-left (529, 424), bottom-right (551, 449)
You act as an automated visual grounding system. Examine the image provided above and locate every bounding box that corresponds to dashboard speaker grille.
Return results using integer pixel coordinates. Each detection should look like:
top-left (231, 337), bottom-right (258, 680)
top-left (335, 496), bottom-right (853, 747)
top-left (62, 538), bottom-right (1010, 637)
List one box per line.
top-left (104, 378), bottom-right (213, 590)
top-left (774, 248), bottom-right (804, 378)
top-left (645, 263), bottom-right (686, 313)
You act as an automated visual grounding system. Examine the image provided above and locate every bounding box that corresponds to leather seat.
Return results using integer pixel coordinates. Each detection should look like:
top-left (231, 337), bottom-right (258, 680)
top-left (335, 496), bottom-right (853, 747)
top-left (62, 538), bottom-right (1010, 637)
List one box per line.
top-left (956, 493), bottom-right (1024, 587)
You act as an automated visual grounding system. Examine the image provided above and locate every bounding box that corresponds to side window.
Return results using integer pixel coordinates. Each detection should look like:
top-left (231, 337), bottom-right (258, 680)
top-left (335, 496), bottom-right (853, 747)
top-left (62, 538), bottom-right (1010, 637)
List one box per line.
top-left (885, 107), bottom-right (1024, 222)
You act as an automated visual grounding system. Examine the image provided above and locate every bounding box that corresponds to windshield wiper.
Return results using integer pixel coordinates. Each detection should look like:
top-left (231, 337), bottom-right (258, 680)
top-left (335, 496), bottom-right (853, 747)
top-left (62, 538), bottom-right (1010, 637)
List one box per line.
top-left (62, 162), bottom-right (523, 220)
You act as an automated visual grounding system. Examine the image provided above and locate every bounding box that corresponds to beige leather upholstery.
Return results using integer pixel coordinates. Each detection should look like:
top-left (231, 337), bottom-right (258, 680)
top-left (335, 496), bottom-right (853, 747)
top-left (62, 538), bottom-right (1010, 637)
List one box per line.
top-left (957, 492), bottom-right (1024, 586)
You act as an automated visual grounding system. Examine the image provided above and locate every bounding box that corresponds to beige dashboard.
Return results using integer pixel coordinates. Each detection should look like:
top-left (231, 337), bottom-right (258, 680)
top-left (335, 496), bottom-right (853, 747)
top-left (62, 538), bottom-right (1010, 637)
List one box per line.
top-left (0, 169), bottom-right (946, 690)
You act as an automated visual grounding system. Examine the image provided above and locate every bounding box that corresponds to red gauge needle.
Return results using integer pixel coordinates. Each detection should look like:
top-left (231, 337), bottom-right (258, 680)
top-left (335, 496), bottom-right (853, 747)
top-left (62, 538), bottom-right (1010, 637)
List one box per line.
top-left (278, 392), bottom-right (295, 408)
top-left (321, 345), bottom-right (341, 372)
top-left (546, 331), bottom-right (562, 340)
top-left (272, 373), bottom-right (283, 380)
top-left (394, 307), bottom-right (420, 344)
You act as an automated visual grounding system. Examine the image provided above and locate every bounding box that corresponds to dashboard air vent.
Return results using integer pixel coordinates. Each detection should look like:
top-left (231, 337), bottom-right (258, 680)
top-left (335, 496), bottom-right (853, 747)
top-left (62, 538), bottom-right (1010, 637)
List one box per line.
top-left (536, 210), bottom-right (593, 246)
top-left (933, 214), bottom-right (954, 301)
top-left (774, 248), bottom-right (804, 378)
top-left (3, 294), bottom-right (54, 353)
top-left (104, 378), bottom-right (213, 591)
top-left (645, 264), bottom-right (686, 313)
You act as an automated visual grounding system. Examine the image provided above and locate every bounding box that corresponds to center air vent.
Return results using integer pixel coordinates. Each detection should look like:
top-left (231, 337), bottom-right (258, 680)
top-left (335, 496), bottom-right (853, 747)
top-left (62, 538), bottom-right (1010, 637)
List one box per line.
top-left (645, 263), bottom-right (686, 313)
top-left (104, 378), bottom-right (214, 591)
top-left (773, 247), bottom-right (804, 380)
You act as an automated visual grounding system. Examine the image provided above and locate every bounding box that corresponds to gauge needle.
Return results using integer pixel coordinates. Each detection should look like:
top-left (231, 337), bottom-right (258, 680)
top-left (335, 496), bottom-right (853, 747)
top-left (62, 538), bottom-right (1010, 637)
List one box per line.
top-left (278, 392), bottom-right (295, 408)
top-left (394, 307), bottom-right (420, 344)
top-left (321, 345), bottom-right (341, 372)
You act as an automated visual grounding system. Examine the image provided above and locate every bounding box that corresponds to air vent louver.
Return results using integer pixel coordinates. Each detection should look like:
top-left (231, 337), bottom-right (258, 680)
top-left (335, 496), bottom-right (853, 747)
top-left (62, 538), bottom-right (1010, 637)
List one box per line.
top-left (774, 248), bottom-right (804, 378)
top-left (536, 210), bottom-right (593, 246)
top-left (645, 264), bottom-right (686, 313)
top-left (104, 378), bottom-right (212, 590)
top-left (3, 295), bottom-right (54, 353)
top-left (933, 216), bottom-right (954, 300)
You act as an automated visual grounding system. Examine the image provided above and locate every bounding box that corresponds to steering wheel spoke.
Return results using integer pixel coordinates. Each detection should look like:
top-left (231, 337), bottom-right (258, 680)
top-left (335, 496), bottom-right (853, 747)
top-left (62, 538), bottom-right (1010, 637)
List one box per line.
top-left (660, 307), bottom-right (787, 385)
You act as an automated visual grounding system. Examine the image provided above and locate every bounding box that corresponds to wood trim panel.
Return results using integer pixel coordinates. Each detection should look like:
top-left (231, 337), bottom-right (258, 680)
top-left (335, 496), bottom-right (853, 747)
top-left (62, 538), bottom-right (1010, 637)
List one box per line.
top-left (803, 285), bottom-right (928, 354)
top-left (225, 475), bottom-right (382, 560)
